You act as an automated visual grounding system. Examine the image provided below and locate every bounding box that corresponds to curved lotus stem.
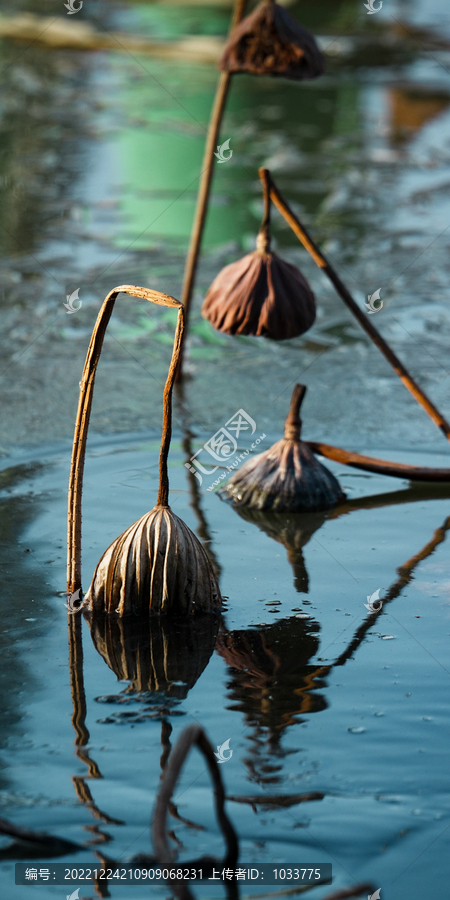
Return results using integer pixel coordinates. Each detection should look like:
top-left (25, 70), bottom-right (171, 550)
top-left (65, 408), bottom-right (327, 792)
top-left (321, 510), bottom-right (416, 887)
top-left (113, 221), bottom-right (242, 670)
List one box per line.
top-left (67, 285), bottom-right (184, 594)
top-left (152, 724), bottom-right (238, 897)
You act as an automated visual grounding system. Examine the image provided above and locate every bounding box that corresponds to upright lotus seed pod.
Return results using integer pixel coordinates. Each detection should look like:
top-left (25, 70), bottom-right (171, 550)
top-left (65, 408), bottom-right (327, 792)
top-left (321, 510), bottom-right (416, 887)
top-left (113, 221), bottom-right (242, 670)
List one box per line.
top-left (219, 384), bottom-right (345, 513)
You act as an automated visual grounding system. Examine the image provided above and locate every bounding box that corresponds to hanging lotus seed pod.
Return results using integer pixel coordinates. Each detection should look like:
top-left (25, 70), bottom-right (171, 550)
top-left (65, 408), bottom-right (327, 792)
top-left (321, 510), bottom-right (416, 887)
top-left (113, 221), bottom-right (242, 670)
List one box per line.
top-left (219, 384), bottom-right (345, 513)
top-left (202, 170), bottom-right (315, 340)
top-left (219, 0), bottom-right (324, 80)
top-left (67, 285), bottom-right (221, 615)
top-left (87, 507), bottom-right (221, 616)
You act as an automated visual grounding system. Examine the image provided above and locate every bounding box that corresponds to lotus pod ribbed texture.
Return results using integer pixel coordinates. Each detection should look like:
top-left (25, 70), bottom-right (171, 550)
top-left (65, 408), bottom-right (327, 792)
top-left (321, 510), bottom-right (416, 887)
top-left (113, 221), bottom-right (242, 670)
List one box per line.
top-left (220, 438), bottom-right (344, 512)
top-left (219, 384), bottom-right (344, 513)
top-left (202, 250), bottom-right (316, 340)
top-left (219, 0), bottom-right (324, 80)
top-left (86, 506), bottom-right (221, 616)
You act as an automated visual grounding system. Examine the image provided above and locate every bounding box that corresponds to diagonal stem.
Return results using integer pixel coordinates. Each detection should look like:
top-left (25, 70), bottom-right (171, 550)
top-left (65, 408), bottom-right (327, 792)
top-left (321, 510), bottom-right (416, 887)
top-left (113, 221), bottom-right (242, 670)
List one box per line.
top-left (261, 167), bottom-right (450, 442)
top-left (306, 441), bottom-right (450, 481)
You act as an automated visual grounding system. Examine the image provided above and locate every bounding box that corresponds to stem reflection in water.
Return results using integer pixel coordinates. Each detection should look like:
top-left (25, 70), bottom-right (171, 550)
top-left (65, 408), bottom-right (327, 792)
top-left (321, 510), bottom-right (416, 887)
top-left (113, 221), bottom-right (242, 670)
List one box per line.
top-left (219, 492), bottom-right (450, 798)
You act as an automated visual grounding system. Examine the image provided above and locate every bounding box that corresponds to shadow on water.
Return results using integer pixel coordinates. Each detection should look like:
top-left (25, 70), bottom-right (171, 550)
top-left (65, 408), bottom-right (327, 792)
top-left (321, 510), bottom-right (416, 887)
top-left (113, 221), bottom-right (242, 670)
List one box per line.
top-left (68, 610), bottom-right (221, 855)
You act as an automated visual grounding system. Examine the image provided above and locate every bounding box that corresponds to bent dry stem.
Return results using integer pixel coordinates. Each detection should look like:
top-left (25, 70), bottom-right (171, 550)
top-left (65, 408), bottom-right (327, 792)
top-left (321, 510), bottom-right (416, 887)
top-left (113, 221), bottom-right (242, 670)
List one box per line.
top-left (67, 285), bottom-right (184, 594)
top-left (260, 167), bottom-right (450, 443)
top-left (153, 725), bottom-right (238, 900)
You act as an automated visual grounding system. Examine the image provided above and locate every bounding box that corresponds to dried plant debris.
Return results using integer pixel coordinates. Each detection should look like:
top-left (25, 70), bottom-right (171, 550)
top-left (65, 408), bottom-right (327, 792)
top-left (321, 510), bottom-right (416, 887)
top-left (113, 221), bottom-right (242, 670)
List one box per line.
top-left (67, 285), bottom-right (221, 615)
top-left (87, 507), bottom-right (221, 616)
top-left (219, 0), bottom-right (324, 79)
top-left (202, 171), bottom-right (315, 340)
top-left (202, 245), bottom-right (316, 339)
top-left (219, 384), bottom-right (345, 512)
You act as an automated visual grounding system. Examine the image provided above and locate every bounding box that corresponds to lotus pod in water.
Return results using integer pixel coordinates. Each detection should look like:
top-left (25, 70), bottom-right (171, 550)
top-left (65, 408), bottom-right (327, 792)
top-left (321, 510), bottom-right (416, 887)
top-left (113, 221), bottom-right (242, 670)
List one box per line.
top-left (219, 0), bottom-right (324, 80)
top-left (219, 384), bottom-right (344, 513)
top-left (86, 506), bottom-right (221, 616)
top-left (202, 171), bottom-right (315, 340)
top-left (67, 285), bottom-right (222, 615)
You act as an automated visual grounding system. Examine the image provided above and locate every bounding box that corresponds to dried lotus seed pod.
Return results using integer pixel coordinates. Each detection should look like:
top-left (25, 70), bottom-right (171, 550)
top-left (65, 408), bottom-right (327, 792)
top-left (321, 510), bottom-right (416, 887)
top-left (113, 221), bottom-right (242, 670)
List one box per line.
top-left (219, 384), bottom-right (345, 513)
top-left (67, 285), bottom-right (222, 615)
top-left (202, 169), bottom-right (315, 340)
top-left (86, 506), bottom-right (221, 616)
top-left (219, 0), bottom-right (324, 80)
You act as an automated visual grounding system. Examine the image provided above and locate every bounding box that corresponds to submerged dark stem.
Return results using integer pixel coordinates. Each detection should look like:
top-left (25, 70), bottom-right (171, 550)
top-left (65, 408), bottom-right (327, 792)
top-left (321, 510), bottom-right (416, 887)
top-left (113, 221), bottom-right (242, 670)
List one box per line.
top-left (153, 725), bottom-right (238, 899)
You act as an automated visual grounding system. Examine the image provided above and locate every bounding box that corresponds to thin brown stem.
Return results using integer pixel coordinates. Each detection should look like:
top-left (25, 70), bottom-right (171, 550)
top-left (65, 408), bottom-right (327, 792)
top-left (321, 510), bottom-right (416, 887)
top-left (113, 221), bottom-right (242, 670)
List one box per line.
top-left (158, 302), bottom-right (185, 506)
top-left (306, 440), bottom-right (450, 481)
top-left (67, 286), bottom-right (184, 594)
top-left (260, 167), bottom-right (450, 442)
top-left (176, 0), bottom-right (248, 382)
top-left (257, 166), bottom-right (272, 254)
top-left (284, 383), bottom-right (306, 441)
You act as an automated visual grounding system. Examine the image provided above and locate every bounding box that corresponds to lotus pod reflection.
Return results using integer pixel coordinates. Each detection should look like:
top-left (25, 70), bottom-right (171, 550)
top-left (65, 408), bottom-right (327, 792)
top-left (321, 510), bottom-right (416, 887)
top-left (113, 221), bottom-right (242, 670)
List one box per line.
top-left (233, 506), bottom-right (327, 592)
top-left (219, 384), bottom-right (345, 512)
top-left (90, 612), bottom-right (220, 698)
top-left (219, 0), bottom-right (324, 80)
top-left (86, 506), bottom-right (221, 616)
top-left (217, 615), bottom-right (327, 738)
